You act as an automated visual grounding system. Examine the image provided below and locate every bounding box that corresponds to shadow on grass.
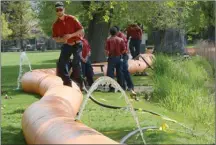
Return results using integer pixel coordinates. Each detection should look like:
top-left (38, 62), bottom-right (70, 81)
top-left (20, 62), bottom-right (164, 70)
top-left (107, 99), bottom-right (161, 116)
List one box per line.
top-left (1, 88), bottom-right (41, 100)
top-left (98, 123), bottom-right (199, 144)
top-left (1, 126), bottom-right (26, 144)
top-left (5, 108), bottom-right (26, 115)
top-left (98, 126), bottom-right (172, 144)
top-left (101, 126), bottom-right (194, 144)
top-left (144, 131), bottom-right (182, 144)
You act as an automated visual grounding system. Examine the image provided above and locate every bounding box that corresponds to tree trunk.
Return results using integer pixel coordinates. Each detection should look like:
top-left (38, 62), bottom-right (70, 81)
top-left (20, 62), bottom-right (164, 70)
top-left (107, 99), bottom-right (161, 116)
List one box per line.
top-left (207, 25), bottom-right (215, 41)
top-left (153, 29), bottom-right (185, 54)
top-left (87, 13), bottom-right (110, 63)
top-left (16, 39), bottom-right (21, 50)
top-left (152, 29), bottom-right (166, 53)
top-left (20, 38), bottom-right (24, 51)
top-left (161, 29), bottom-right (185, 54)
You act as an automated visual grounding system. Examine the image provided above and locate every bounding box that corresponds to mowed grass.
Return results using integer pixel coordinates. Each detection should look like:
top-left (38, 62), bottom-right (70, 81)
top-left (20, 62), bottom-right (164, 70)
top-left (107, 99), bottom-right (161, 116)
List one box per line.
top-left (1, 51), bottom-right (215, 144)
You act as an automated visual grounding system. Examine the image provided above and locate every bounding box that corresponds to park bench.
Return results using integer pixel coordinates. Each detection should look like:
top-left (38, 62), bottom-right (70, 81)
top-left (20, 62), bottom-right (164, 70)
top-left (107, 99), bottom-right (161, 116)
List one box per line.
top-left (91, 63), bottom-right (106, 76)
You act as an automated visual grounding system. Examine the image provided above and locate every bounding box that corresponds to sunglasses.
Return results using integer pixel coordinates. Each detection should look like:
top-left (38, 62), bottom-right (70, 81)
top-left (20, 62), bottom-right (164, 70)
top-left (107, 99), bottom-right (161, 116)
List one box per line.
top-left (56, 8), bottom-right (63, 12)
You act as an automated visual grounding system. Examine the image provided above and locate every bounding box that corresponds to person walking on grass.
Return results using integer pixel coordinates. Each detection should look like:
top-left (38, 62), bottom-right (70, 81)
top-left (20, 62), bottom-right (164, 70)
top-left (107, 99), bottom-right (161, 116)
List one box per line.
top-left (80, 37), bottom-right (94, 87)
top-left (52, 2), bottom-right (84, 88)
top-left (105, 27), bottom-right (126, 90)
top-left (126, 23), bottom-right (142, 59)
top-left (114, 26), bottom-right (136, 96)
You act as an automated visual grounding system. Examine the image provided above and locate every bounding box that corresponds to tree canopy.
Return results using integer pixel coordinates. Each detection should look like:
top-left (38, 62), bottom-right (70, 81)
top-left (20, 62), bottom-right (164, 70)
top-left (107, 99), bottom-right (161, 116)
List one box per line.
top-left (1, 13), bottom-right (12, 39)
top-left (1, 1), bottom-right (214, 55)
top-left (8, 1), bottom-right (36, 40)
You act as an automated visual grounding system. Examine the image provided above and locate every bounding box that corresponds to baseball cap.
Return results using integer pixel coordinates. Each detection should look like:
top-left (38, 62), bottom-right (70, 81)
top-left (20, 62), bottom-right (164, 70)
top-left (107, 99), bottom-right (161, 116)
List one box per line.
top-left (55, 2), bottom-right (64, 8)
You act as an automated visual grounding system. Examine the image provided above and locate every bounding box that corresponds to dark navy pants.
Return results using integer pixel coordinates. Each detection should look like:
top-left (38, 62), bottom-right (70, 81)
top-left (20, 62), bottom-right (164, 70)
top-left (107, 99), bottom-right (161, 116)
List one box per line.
top-left (129, 39), bottom-right (142, 59)
top-left (57, 43), bottom-right (83, 87)
top-left (81, 59), bottom-right (94, 86)
top-left (107, 56), bottom-right (124, 88)
top-left (117, 54), bottom-right (134, 90)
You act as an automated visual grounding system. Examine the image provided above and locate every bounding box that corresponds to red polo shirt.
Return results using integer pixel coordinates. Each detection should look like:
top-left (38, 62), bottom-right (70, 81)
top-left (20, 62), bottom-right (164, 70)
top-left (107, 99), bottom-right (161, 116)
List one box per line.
top-left (52, 14), bottom-right (83, 43)
top-left (81, 38), bottom-right (91, 58)
top-left (126, 24), bottom-right (142, 40)
top-left (116, 31), bottom-right (128, 52)
top-left (105, 36), bottom-right (126, 56)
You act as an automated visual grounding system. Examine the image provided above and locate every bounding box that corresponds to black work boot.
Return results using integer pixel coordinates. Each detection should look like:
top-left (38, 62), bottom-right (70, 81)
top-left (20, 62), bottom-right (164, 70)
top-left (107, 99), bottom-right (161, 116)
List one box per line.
top-left (63, 81), bottom-right (72, 87)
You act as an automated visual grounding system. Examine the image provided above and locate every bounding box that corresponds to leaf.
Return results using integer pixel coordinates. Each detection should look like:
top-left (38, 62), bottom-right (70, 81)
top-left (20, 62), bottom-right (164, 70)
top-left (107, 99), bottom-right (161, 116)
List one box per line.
top-left (66, 1), bottom-right (70, 4)
top-left (103, 15), bottom-right (110, 22)
top-left (167, 1), bottom-right (175, 7)
top-left (161, 122), bottom-right (169, 131)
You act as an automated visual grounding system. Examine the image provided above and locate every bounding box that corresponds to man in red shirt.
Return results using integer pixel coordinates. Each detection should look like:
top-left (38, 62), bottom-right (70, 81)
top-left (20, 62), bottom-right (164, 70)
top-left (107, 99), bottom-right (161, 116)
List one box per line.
top-left (52, 2), bottom-right (84, 88)
top-left (105, 27), bottom-right (126, 89)
top-left (80, 37), bottom-right (94, 87)
top-left (126, 23), bottom-right (142, 59)
top-left (114, 26), bottom-right (136, 95)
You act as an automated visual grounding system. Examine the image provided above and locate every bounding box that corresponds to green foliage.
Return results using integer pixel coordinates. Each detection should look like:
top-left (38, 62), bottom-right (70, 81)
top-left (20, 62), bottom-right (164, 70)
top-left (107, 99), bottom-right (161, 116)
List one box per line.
top-left (8, 1), bottom-right (36, 39)
top-left (37, 1), bottom-right (57, 36)
top-left (1, 13), bottom-right (12, 39)
top-left (152, 54), bottom-right (214, 127)
top-left (36, 1), bottom-right (214, 40)
top-left (111, 1), bottom-right (214, 35)
top-left (199, 1), bottom-right (215, 26)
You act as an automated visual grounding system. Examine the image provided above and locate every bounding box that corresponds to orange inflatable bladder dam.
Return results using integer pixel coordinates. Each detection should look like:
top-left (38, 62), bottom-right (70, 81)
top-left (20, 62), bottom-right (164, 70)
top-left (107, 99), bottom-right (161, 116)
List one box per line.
top-left (63, 122), bottom-right (119, 144)
top-left (22, 99), bottom-right (76, 144)
top-left (22, 96), bottom-right (117, 144)
top-left (22, 99), bottom-right (75, 130)
top-left (136, 60), bottom-right (146, 72)
top-left (145, 55), bottom-right (153, 65)
top-left (128, 59), bottom-right (137, 74)
top-left (34, 118), bottom-right (118, 144)
top-left (137, 60), bottom-right (147, 72)
top-left (22, 97), bottom-right (80, 143)
top-left (140, 54), bottom-right (154, 66)
top-left (38, 75), bottom-right (63, 96)
top-left (127, 59), bottom-right (133, 73)
top-left (91, 53), bottom-right (155, 76)
top-left (43, 68), bottom-right (57, 75)
top-left (21, 71), bottom-right (48, 94)
top-left (43, 86), bottom-right (83, 114)
top-left (41, 96), bottom-right (77, 116)
top-left (21, 70), bottom-right (119, 144)
top-left (32, 69), bottom-right (47, 73)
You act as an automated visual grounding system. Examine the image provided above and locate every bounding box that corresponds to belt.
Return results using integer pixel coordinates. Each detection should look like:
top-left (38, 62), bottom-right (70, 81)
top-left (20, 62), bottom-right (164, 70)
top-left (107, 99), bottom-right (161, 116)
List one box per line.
top-left (67, 40), bottom-right (81, 46)
top-left (109, 55), bottom-right (122, 57)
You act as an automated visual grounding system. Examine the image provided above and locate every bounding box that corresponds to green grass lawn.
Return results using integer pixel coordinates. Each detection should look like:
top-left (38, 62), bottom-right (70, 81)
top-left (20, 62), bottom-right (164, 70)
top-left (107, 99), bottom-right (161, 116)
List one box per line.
top-left (1, 51), bottom-right (215, 144)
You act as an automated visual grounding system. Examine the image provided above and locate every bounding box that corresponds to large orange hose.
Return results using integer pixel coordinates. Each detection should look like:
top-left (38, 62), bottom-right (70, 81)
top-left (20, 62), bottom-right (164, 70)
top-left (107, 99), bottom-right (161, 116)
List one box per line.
top-left (21, 71), bottom-right (118, 144)
top-left (21, 54), bottom-right (154, 144)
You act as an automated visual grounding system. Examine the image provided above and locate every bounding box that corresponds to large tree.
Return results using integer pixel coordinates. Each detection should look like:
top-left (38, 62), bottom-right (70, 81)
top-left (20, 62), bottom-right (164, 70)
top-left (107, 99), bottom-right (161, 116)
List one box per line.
top-left (7, 1), bottom-right (36, 50)
top-left (80, 1), bottom-right (115, 62)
